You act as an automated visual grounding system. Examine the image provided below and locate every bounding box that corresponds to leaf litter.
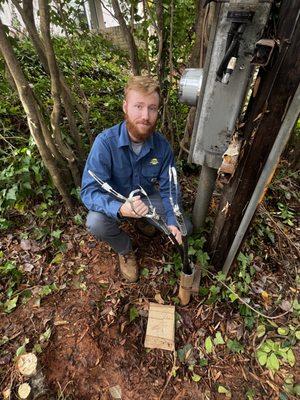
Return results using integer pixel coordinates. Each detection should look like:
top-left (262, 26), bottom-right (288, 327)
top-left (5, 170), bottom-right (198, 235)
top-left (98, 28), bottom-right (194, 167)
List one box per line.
top-left (0, 165), bottom-right (299, 399)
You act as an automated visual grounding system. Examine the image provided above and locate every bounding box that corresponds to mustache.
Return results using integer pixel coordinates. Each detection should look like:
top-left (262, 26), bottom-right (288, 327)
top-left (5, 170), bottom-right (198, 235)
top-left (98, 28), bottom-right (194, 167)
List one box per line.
top-left (137, 120), bottom-right (151, 125)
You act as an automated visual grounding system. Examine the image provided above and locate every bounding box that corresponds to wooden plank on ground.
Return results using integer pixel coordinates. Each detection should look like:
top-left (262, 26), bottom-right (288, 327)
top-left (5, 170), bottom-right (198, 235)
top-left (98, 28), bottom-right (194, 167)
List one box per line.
top-left (144, 303), bottom-right (175, 351)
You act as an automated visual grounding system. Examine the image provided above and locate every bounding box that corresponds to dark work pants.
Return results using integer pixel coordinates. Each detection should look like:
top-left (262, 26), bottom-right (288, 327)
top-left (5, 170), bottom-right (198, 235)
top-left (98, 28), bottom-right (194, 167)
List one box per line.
top-left (86, 192), bottom-right (192, 255)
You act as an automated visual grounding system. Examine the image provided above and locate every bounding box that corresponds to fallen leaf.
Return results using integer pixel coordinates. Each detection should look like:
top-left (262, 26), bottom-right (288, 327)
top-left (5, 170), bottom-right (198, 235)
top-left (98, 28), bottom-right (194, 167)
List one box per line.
top-left (101, 306), bottom-right (112, 316)
top-left (261, 291), bottom-right (271, 305)
top-left (213, 371), bottom-right (221, 381)
top-left (120, 321), bottom-right (127, 333)
top-left (51, 253), bottom-right (63, 265)
top-left (214, 332), bottom-right (225, 345)
top-left (54, 320), bottom-right (69, 326)
top-left (205, 336), bottom-right (213, 354)
top-left (154, 293), bottom-right (164, 304)
top-left (23, 263), bottom-right (34, 273)
top-left (256, 324), bottom-right (266, 338)
top-left (221, 202), bottom-right (230, 215)
top-left (279, 300), bottom-right (292, 312)
top-left (20, 239), bottom-right (31, 251)
top-left (218, 385), bottom-right (231, 398)
top-left (109, 385), bottom-right (122, 399)
top-left (192, 373), bottom-right (201, 382)
top-left (152, 266), bottom-right (158, 275)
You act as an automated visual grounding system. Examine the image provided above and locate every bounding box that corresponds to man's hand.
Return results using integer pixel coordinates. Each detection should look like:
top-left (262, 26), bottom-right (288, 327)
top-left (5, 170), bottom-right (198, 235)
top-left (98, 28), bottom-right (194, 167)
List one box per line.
top-left (119, 196), bottom-right (149, 218)
top-left (168, 225), bottom-right (182, 244)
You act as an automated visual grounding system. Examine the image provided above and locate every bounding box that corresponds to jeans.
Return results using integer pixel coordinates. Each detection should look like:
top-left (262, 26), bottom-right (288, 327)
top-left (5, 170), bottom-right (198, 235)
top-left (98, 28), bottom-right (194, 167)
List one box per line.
top-left (86, 192), bottom-right (192, 255)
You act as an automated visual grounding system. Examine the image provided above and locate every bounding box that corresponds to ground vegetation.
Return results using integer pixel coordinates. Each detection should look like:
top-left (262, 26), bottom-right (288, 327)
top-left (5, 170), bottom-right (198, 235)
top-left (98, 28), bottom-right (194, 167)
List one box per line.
top-left (0, 159), bottom-right (299, 399)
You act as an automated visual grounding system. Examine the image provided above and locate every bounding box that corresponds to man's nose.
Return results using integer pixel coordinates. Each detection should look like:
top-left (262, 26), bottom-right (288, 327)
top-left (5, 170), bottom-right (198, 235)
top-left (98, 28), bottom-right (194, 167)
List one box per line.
top-left (141, 107), bottom-right (150, 120)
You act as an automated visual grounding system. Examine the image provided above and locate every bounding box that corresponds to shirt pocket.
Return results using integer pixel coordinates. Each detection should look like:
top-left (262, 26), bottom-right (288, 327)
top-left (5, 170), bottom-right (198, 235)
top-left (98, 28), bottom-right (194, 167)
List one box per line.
top-left (141, 165), bottom-right (161, 185)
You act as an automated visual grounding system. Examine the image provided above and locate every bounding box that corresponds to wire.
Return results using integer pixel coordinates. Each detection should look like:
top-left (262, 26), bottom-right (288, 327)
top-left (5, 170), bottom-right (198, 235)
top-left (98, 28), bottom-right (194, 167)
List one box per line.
top-left (206, 269), bottom-right (294, 320)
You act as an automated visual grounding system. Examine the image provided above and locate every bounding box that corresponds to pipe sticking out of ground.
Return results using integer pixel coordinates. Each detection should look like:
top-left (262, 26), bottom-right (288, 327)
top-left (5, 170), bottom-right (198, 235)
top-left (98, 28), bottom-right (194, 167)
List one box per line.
top-left (179, 267), bottom-right (195, 306)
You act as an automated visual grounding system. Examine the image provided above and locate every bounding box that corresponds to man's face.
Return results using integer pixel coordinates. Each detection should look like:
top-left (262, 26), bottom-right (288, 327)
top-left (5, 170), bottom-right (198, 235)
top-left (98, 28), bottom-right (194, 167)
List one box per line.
top-left (123, 89), bottom-right (160, 142)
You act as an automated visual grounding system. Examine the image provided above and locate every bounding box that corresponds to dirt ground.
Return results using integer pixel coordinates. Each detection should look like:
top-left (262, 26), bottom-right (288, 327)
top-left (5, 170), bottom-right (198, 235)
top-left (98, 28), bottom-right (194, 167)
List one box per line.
top-left (0, 170), bottom-right (299, 399)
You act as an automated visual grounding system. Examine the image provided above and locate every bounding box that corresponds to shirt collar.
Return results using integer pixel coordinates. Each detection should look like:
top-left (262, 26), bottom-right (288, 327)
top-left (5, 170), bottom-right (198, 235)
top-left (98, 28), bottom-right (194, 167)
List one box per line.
top-left (117, 121), bottom-right (131, 148)
top-left (118, 121), bottom-right (155, 150)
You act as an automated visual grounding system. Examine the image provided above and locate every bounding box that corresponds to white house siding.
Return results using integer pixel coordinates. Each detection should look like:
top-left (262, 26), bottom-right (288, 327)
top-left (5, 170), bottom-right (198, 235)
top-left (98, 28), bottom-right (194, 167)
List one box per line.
top-left (0, 0), bottom-right (71, 35)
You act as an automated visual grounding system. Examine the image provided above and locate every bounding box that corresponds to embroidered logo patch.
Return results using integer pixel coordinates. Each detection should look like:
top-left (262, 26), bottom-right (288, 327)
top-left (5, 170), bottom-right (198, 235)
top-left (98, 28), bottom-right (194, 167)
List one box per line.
top-left (150, 158), bottom-right (159, 165)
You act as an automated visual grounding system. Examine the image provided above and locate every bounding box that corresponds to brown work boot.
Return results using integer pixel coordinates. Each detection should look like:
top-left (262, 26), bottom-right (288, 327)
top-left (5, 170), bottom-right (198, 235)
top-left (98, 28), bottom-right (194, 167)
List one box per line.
top-left (119, 251), bottom-right (139, 282)
top-left (136, 219), bottom-right (156, 238)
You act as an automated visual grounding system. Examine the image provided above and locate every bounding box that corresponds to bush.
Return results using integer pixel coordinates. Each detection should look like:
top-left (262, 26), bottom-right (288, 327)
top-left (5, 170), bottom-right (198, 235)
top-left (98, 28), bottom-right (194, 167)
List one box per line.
top-left (0, 33), bottom-right (130, 226)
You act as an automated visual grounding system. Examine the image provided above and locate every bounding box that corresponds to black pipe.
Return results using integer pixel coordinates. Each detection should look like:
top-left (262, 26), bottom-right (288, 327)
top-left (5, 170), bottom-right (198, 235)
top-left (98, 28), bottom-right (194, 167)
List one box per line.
top-left (216, 22), bottom-right (245, 81)
top-left (167, 230), bottom-right (185, 260)
top-left (154, 215), bottom-right (192, 275)
top-left (182, 236), bottom-right (192, 275)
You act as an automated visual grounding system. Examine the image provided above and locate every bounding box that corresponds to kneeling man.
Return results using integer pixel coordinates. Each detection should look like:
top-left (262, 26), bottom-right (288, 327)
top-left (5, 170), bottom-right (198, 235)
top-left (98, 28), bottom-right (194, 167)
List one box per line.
top-left (81, 76), bottom-right (191, 282)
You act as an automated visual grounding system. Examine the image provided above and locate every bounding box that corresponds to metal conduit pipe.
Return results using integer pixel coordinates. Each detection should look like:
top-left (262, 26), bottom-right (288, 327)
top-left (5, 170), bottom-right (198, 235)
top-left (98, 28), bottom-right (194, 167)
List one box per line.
top-left (192, 165), bottom-right (218, 230)
top-left (222, 84), bottom-right (300, 275)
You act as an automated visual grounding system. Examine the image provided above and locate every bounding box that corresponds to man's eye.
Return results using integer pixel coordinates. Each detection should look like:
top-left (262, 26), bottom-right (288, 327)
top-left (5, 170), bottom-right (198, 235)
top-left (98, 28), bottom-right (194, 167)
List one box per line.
top-left (135, 105), bottom-right (142, 110)
top-left (149, 107), bottom-right (158, 112)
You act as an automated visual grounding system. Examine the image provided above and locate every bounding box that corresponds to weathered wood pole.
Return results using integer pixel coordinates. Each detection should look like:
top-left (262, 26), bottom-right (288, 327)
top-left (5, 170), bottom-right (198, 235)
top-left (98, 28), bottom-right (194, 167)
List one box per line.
top-left (209, 0), bottom-right (300, 270)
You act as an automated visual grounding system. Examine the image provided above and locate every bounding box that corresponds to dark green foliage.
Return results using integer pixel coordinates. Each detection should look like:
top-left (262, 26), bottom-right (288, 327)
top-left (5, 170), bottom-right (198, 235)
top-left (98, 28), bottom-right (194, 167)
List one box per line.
top-left (0, 138), bottom-right (50, 214)
top-left (0, 34), bottom-right (130, 226)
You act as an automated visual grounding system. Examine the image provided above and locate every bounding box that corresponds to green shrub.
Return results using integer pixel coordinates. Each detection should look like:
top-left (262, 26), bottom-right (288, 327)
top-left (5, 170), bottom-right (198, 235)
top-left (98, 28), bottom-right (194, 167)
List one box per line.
top-left (0, 34), bottom-right (130, 224)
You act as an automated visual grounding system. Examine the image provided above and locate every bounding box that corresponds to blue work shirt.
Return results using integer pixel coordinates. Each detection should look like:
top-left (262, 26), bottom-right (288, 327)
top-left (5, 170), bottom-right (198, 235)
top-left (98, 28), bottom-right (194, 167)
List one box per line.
top-left (81, 121), bottom-right (179, 226)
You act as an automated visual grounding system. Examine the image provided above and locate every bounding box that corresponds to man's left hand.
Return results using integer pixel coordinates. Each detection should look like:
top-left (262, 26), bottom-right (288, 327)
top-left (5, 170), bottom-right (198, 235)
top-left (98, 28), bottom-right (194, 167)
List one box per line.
top-left (168, 225), bottom-right (182, 244)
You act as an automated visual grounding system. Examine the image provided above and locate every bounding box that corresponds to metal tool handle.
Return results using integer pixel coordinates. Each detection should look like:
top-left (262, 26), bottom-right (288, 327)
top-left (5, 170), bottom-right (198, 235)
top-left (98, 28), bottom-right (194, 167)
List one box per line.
top-left (127, 188), bottom-right (156, 219)
top-left (88, 170), bottom-right (128, 202)
top-left (88, 169), bottom-right (184, 258)
top-left (168, 166), bottom-right (188, 236)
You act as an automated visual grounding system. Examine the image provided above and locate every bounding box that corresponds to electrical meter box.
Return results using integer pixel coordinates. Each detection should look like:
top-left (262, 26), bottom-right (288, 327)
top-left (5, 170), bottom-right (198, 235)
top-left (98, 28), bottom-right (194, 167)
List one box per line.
top-left (189, 1), bottom-right (271, 169)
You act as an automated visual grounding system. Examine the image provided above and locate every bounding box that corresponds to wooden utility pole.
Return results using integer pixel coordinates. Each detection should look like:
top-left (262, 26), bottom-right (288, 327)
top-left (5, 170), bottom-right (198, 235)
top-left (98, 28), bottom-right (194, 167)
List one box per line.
top-left (209, 0), bottom-right (300, 270)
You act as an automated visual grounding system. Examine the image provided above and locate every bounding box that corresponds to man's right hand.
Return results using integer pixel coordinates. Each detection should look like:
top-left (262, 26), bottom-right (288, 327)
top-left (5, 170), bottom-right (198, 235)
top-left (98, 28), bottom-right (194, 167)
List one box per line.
top-left (119, 196), bottom-right (149, 218)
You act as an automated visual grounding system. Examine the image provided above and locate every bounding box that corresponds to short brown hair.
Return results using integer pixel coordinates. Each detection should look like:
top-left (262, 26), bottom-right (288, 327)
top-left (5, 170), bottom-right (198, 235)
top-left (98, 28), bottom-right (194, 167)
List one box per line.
top-left (125, 76), bottom-right (160, 99)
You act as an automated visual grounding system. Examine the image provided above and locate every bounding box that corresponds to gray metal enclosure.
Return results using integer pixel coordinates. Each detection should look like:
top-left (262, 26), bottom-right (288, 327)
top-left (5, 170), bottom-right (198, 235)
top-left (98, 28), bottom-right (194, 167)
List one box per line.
top-left (190, 1), bottom-right (271, 169)
top-left (189, 1), bottom-right (271, 228)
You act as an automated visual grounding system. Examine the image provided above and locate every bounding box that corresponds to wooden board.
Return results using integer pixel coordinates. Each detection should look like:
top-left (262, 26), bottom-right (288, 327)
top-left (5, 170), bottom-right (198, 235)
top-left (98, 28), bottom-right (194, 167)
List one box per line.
top-left (144, 303), bottom-right (175, 351)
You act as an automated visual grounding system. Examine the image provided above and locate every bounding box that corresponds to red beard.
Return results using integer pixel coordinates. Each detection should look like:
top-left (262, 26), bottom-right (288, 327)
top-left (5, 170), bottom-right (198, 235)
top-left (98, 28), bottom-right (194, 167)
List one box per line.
top-left (125, 114), bottom-right (157, 142)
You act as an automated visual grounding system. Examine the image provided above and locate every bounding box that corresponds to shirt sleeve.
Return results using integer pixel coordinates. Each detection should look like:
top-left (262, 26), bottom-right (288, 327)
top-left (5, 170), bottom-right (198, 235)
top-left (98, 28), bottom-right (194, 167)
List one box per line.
top-left (158, 140), bottom-right (181, 226)
top-left (81, 134), bottom-right (122, 220)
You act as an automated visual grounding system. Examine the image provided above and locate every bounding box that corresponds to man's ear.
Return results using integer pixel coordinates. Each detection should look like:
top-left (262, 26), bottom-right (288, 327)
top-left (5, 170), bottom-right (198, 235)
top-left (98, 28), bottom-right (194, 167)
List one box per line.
top-left (122, 100), bottom-right (127, 114)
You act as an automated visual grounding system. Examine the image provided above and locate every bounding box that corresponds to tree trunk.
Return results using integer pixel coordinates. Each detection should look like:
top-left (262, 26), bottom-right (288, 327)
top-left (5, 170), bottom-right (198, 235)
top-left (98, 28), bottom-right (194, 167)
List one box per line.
top-left (142, 0), bottom-right (151, 75)
top-left (209, 0), bottom-right (300, 270)
top-left (111, 0), bottom-right (141, 75)
top-left (188, 0), bottom-right (210, 68)
top-left (39, 0), bottom-right (81, 186)
top-left (12, 0), bottom-right (91, 150)
top-left (0, 18), bottom-right (73, 209)
top-left (155, 0), bottom-right (166, 92)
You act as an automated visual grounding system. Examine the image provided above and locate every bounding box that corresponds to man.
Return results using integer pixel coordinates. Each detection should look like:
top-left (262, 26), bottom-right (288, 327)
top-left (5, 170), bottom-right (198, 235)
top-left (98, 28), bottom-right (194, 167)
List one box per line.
top-left (81, 76), bottom-right (192, 283)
